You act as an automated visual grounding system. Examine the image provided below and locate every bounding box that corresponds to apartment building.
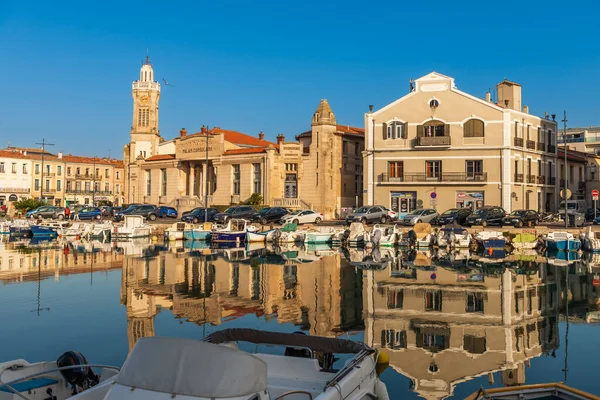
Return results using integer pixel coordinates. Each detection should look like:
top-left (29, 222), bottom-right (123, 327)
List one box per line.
top-left (558, 126), bottom-right (600, 155)
top-left (0, 149), bottom-right (32, 206)
top-left (62, 155), bottom-right (125, 206)
top-left (364, 72), bottom-right (559, 214)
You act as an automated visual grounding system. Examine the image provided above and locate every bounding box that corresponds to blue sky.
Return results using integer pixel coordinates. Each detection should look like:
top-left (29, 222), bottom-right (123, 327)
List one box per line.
top-left (1, 0), bottom-right (598, 157)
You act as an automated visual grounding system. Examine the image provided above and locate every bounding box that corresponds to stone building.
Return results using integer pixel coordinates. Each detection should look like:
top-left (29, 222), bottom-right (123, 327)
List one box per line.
top-left (124, 58), bottom-right (363, 218)
top-left (61, 155), bottom-right (125, 206)
top-left (364, 72), bottom-right (560, 215)
top-left (0, 149), bottom-right (32, 206)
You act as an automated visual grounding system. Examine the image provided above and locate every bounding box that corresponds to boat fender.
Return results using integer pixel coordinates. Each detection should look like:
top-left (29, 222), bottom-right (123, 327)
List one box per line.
top-left (375, 379), bottom-right (390, 400)
top-left (374, 350), bottom-right (389, 376)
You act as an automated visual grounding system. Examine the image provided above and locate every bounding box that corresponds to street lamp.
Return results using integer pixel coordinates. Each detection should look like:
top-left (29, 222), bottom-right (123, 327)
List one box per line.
top-left (204, 127), bottom-right (210, 223)
top-left (92, 156), bottom-right (97, 207)
top-left (562, 111), bottom-right (568, 228)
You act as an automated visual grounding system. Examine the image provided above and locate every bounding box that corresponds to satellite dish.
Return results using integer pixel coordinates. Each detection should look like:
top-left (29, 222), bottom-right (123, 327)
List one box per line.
top-left (560, 189), bottom-right (572, 200)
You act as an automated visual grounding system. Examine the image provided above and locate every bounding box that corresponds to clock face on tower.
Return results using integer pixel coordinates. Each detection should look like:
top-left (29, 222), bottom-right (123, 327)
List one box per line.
top-left (139, 96), bottom-right (149, 105)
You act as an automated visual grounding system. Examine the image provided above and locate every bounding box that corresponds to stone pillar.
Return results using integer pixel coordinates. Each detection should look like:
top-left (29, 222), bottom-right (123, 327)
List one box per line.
top-left (198, 164), bottom-right (204, 198)
top-left (188, 163), bottom-right (195, 196)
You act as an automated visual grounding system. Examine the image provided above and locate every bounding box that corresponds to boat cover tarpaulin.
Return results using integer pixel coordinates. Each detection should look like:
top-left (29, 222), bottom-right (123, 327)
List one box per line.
top-left (205, 328), bottom-right (371, 354)
top-left (348, 222), bottom-right (366, 239)
top-left (413, 223), bottom-right (432, 239)
top-left (116, 337), bottom-right (267, 398)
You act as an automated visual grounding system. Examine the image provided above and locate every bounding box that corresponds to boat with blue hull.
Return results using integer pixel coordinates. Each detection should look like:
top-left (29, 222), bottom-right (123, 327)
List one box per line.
top-left (474, 230), bottom-right (506, 251)
top-left (31, 224), bottom-right (59, 237)
top-left (211, 219), bottom-right (254, 243)
top-left (544, 231), bottom-right (581, 251)
top-left (8, 220), bottom-right (32, 237)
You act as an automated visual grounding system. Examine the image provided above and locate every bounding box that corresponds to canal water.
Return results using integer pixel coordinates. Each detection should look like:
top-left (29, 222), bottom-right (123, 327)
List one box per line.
top-left (1, 236), bottom-right (600, 398)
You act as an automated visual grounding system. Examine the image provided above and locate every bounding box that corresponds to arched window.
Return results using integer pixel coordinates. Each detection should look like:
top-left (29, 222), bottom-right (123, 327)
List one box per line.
top-left (464, 119), bottom-right (484, 137)
top-left (417, 120), bottom-right (447, 137)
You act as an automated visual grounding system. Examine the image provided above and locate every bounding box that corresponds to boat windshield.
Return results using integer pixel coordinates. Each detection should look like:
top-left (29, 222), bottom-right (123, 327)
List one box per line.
top-left (441, 209), bottom-right (458, 215)
top-left (509, 210), bottom-right (527, 216)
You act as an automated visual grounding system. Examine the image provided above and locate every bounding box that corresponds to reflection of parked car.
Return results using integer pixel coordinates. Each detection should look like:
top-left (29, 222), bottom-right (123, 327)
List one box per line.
top-left (465, 206), bottom-right (506, 227)
top-left (502, 209), bottom-right (539, 227)
top-left (181, 208), bottom-right (219, 223)
top-left (346, 206), bottom-right (390, 225)
top-left (250, 207), bottom-right (290, 224)
top-left (281, 209), bottom-right (323, 225)
top-left (158, 206), bottom-right (178, 218)
top-left (76, 207), bottom-right (103, 220)
top-left (213, 206), bottom-right (255, 224)
top-left (434, 208), bottom-right (472, 225)
top-left (402, 209), bottom-right (439, 225)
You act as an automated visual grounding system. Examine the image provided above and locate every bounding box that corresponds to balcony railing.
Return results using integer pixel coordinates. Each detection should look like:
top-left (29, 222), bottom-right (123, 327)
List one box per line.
top-left (526, 140), bottom-right (536, 150)
top-left (537, 142), bottom-right (546, 152)
top-left (514, 137), bottom-right (524, 147)
top-left (273, 198), bottom-right (312, 209)
top-left (549, 177), bottom-right (556, 185)
top-left (537, 176), bottom-right (546, 184)
top-left (548, 144), bottom-right (556, 153)
top-left (1, 187), bottom-right (30, 194)
top-left (75, 174), bottom-right (93, 179)
top-left (416, 136), bottom-right (451, 147)
top-left (378, 172), bottom-right (487, 183)
top-left (65, 189), bottom-right (113, 195)
top-left (515, 173), bottom-right (524, 183)
top-left (527, 175), bottom-right (536, 184)
top-left (231, 194), bottom-right (241, 204)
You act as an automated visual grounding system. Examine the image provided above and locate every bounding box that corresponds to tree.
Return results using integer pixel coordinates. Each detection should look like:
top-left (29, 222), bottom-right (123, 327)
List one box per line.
top-left (13, 198), bottom-right (44, 213)
top-left (245, 193), bottom-right (263, 206)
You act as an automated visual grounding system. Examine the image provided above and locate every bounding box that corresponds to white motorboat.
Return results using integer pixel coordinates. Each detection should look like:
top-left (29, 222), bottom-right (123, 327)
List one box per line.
top-left (305, 227), bottom-right (344, 244)
top-left (412, 222), bottom-right (434, 248)
top-left (183, 222), bottom-right (215, 241)
top-left (473, 230), bottom-right (506, 250)
top-left (345, 222), bottom-right (367, 247)
top-left (112, 215), bottom-right (152, 239)
top-left (211, 219), bottom-right (252, 243)
top-left (82, 222), bottom-right (113, 241)
top-left (0, 351), bottom-right (118, 400)
top-left (0, 221), bottom-right (10, 235)
top-left (436, 223), bottom-right (471, 248)
top-left (275, 223), bottom-right (307, 243)
top-left (247, 229), bottom-right (278, 243)
top-left (368, 224), bottom-right (400, 247)
top-left (61, 222), bottom-right (87, 237)
top-left (544, 231), bottom-right (581, 252)
top-left (163, 222), bottom-right (188, 241)
top-left (581, 226), bottom-right (600, 253)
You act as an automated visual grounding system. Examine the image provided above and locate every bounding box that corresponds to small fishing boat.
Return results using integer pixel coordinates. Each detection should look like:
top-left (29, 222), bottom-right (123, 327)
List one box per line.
top-left (511, 231), bottom-right (539, 249)
top-left (467, 382), bottom-right (600, 399)
top-left (211, 219), bottom-right (250, 243)
top-left (8, 219), bottom-right (32, 237)
top-left (436, 222), bottom-right (471, 248)
top-left (61, 222), bottom-right (87, 237)
top-left (112, 215), bottom-right (152, 239)
top-left (369, 224), bottom-right (401, 247)
top-left (273, 223), bottom-right (306, 243)
top-left (305, 226), bottom-right (343, 244)
top-left (183, 222), bottom-right (215, 241)
top-left (83, 221), bottom-right (113, 241)
top-left (581, 226), bottom-right (600, 253)
top-left (346, 222), bottom-right (367, 247)
top-left (473, 230), bottom-right (506, 251)
top-left (31, 220), bottom-right (68, 237)
top-left (544, 231), bottom-right (581, 251)
top-left (247, 228), bottom-right (278, 243)
top-left (546, 250), bottom-right (580, 266)
top-left (163, 222), bottom-right (189, 241)
top-left (0, 221), bottom-right (10, 234)
top-left (412, 222), bottom-right (434, 248)
top-left (0, 351), bottom-right (118, 400)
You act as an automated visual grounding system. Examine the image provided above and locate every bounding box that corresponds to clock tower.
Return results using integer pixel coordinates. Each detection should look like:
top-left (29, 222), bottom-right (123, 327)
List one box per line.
top-left (128, 56), bottom-right (161, 163)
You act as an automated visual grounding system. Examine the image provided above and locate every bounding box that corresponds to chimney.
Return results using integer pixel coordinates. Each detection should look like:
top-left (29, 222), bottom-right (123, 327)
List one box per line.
top-left (58, 151), bottom-right (63, 159)
top-left (369, 105), bottom-right (373, 112)
top-left (258, 131), bottom-right (264, 141)
top-left (496, 79), bottom-right (522, 111)
top-left (276, 134), bottom-right (285, 145)
top-left (180, 128), bottom-right (187, 137)
top-left (200, 125), bottom-right (207, 134)
top-left (485, 92), bottom-right (491, 102)
top-left (523, 105), bottom-right (529, 114)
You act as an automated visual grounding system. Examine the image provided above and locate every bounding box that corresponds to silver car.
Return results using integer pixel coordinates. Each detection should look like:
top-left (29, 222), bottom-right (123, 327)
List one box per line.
top-left (402, 208), bottom-right (439, 225)
top-left (345, 205), bottom-right (389, 225)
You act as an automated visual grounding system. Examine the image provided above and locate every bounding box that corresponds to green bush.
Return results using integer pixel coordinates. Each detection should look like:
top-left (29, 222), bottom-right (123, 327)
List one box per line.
top-left (13, 198), bottom-right (44, 212)
top-left (244, 193), bottom-right (263, 206)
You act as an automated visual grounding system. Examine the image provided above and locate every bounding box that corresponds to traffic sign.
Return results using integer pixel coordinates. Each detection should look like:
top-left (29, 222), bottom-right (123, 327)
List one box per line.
top-left (430, 192), bottom-right (437, 199)
top-left (593, 190), bottom-right (599, 196)
top-left (560, 189), bottom-right (572, 200)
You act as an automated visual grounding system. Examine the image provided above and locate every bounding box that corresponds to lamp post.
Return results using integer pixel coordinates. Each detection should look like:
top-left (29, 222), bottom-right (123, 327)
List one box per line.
top-left (562, 111), bottom-right (568, 228)
top-left (205, 127), bottom-right (210, 223)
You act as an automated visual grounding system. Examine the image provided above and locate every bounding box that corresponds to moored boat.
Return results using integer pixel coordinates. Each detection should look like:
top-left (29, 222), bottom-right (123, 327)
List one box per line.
top-left (474, 230), bottom-right (506, 250)
top-left (412, 222), bottom-right (433, 248)
top-left (511, 232), bottom-right (539, 249)
top-left (163, 222), bottom-right (188, 241)
top-left (112, 215), bottom-right (152, 239)
top-left (83, 221), bottom-right (113, 241)
top-left (61, 222), bottom-right (87, 237)
top-left (437, 222), bottom-right (471, 248)
top-left (369, 224), bottom-right (400, 247)
top-left (183, 222), bottom-right (215, 241)
top-left (544, 231), bottom-right (581, 251)
top-left (0, 221), bottom-right (10, 234)
top-left (467, 382), bottom-right (600, 399)
top-left (211, 219), bottom-right (250, 243)
top-left (346, 222), bottom-right (367, 247)
top-left (247, 229), bottom-right (275, 243)
top-left (581, 226), bottom-right (600, 253)
top-left (8, 219), bottom-right (32, 237)
top-left (305, 227), bottom-right (343, 244)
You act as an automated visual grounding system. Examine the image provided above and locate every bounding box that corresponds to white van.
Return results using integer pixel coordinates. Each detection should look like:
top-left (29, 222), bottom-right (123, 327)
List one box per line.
top-left (558, 199), bottom-right (587, 215)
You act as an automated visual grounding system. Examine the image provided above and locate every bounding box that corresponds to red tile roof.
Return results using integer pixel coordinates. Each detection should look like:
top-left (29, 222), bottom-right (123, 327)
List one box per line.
top-left (0, 150), bottom-right (30, 159)
top-left (4, 146), bottom-right (54, 155)
top-left (223, 148), bottom-right (268, 155)
top-left (62, 154), bottom-right (123, 167)
top-left (187, 128), bottom-right (278, 148)
top-left (336, 124), bottom-right (365, 136)
top-left (145, 154), bottom-right (176, 161)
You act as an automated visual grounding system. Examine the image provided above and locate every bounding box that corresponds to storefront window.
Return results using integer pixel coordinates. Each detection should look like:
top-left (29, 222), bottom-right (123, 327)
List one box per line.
top-left (456, 191), bottom-right (485, 210)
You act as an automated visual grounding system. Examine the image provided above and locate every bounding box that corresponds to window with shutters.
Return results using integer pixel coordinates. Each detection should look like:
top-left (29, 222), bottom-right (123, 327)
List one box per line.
top-left (387, 288), bottom-right (403, 309)
top-left (464, 119), bottom-right (484, 137)
top-left (466, 160), bottom-right (483, 179)
top-left (388, 161), bottom-right (404, 181)
top-left (424, 290), bottom-right (442, 311)
top-left (232, 164), bottom-right (240, 195)
top-left (253, 163), bottom-right (261, 194)
top-left (425, 161), bottom-right (442, 179)
top-left (386, 121), bottom-right (406, 139)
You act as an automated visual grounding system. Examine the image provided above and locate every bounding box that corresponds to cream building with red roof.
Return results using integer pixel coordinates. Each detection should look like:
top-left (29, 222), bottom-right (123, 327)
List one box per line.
top-left (124, 59), bottom-right (364, 218)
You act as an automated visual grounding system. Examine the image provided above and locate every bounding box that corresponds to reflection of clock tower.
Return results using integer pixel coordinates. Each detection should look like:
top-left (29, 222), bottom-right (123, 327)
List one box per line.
top-left (128, 56), bottom-right (161, 163)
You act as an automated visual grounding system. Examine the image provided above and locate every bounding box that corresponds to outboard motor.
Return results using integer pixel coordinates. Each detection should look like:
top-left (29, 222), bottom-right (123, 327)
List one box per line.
top-left (407, 230), bottom-right (417, 247)
top-left (371, 229), bottom-right (382, 246)
top-left (57, 351), bottom-right (99, 394)
top-left (271, 228), bottom-right (282, 241)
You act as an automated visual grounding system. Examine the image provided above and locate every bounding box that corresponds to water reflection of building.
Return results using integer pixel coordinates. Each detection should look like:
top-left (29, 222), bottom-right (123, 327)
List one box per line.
top-left (0, 240), bottom-right (122, 284)
top-left (121, 249), bottom-right (363, 351)
top-left (363, 259), bottom-right (561, 399)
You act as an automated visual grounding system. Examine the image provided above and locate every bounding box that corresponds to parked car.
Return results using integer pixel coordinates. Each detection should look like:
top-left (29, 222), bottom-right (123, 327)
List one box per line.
top-left (27, 206), bottom-right (65, 220)
top-left (181, 207), bottom-right (220, 223)
top-left (402, 209), bottom-right (439, 225)
top-left (158, 206), bottom-right (178, 218)
top-left (76, 207), bottom-right (103, 221)
top-left (382, 206), bottom-right (398, 221)
top-left (213, 206), bottom-right (255, 224)
top-left (502, 209), bottom-right (540, 227)
top-left (99, 206), bottom-right (114, 217)
top-left (113, 204), bottom-right (159, 222)
top-left (434, 208), bottom-right (472, 225)
top-left (346, 205), bottom-right (390, 225)
top-left (250, 207), bottom-right (290, 224)
top-left (585, 208), bottom-right (600, 222)
top-left (464, 206), bottom-right (506, 227)
top-left (281, 209), bottom-right (323, 225)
